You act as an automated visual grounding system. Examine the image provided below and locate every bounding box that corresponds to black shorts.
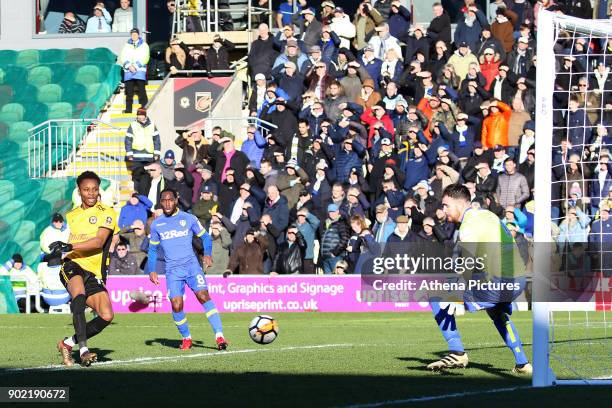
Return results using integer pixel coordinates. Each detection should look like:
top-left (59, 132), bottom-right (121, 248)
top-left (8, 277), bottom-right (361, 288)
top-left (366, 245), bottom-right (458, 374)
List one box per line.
top-left (60, 260), bottom-right (107, 298)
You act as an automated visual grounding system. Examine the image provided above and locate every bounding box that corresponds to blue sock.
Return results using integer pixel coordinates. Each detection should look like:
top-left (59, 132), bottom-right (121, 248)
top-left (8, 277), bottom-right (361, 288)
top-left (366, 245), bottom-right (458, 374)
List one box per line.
top-left (431, 302), bottom-right (464, 353)
top-left (172, 311), bottom-right (191, 339)
top-left (202, 300), bottom-right (223, 337)
top-left (487, 309), bottom-right (528, 365)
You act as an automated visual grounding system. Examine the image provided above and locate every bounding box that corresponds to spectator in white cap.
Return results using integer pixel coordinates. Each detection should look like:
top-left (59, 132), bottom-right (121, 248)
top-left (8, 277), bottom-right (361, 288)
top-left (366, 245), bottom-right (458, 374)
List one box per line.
top-left (413, 179), bottom-right (440, 218)
top-left (330, 5), bottom-right (356, 49)
top-left (248, 73), bottom-right (269, 116)
top-left (320, 1), bottom-right (335, 25)
top-left (292, 8), bottom-right (322, 49)
top-left (507, 36), bottom-right (534, 77)
top-left (368, 22), bottom-right (402, 62)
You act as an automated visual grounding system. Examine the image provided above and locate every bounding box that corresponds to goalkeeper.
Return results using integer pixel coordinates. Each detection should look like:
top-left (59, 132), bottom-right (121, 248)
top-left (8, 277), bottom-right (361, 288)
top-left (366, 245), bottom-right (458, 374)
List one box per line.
top-left (426, 184), bottom-right (531, 374)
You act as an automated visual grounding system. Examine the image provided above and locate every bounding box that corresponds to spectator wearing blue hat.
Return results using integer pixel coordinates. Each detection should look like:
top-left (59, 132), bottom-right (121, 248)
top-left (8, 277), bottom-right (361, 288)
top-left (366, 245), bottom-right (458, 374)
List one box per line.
top-left (161, 149), bottom-right (176, 180)
top-left (319, 203), bottom-right (350, 274)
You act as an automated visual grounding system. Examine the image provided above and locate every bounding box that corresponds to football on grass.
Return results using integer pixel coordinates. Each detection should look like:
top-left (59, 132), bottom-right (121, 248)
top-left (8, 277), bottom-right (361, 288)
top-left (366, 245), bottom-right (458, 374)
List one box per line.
top-left (248, 315), bottom-right (278, 344)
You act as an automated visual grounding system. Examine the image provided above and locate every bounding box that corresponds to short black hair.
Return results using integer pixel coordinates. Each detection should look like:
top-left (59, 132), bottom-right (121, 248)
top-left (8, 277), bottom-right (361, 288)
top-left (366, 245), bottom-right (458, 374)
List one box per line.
top-left (160, 188), bottom-right (178, 198)
top-left (504, 157), bottom-right (516, 165)
top-left (76, 171), bottom-right (101, 187)
top-left (442, 183), bottom-right (471, 202)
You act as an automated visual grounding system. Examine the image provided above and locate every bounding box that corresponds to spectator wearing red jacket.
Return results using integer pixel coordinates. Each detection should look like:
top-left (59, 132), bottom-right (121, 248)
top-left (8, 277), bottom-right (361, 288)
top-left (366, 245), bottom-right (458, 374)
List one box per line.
top-left (360, 103), bottom-right (394, 148)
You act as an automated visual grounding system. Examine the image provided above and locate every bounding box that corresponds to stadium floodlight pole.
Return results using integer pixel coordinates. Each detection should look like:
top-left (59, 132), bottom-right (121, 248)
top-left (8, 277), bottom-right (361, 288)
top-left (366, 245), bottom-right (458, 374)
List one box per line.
top-left (533, 9), bottom-right (555, 388)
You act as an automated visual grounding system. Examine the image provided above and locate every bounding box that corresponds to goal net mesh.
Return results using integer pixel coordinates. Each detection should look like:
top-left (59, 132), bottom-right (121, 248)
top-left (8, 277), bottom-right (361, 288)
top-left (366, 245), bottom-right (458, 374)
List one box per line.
top-left (535, 11), bottom-right (611, 384)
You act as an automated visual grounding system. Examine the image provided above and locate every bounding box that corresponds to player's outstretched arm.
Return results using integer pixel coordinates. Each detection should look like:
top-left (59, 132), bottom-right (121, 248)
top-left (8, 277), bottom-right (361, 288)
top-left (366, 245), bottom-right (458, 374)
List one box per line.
top-left (71, 227), bottom-right (113, 252)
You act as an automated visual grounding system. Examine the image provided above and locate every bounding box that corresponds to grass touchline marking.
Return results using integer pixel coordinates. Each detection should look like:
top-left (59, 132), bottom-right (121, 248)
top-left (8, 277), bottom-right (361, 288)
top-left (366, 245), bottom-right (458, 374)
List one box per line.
top-left (339, 385), bottom-right (533, 408)
top-left (0, 343), bottom-right (355, 374)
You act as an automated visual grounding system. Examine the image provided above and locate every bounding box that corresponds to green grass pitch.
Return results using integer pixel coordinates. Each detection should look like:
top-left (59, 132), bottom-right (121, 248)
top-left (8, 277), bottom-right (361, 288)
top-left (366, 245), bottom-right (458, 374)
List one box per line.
top-left (0, 312), bottom-right (609, 407)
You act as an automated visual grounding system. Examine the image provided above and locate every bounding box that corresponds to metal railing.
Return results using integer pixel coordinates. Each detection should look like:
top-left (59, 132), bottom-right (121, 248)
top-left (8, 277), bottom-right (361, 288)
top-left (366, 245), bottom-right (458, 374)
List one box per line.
top-left (28, 119), bottom-right (125, 199)
top-left (172, 0), bottom-right (273, 37)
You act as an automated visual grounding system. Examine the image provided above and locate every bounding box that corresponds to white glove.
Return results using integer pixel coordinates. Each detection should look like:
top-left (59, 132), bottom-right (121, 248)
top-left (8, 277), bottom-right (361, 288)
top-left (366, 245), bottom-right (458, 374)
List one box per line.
top-left (439, 301), bottom-right (462, 315)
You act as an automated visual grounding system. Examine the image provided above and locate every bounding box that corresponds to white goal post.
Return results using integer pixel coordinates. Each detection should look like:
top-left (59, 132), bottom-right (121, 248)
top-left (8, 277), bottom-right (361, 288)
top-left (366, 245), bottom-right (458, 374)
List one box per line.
top-left (534, 10), bottom-right (612, 387)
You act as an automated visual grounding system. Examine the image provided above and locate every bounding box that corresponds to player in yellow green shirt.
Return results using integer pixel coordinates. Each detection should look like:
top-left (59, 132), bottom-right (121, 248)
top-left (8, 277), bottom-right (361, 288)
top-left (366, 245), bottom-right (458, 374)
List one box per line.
top-left (427, 184), bottom-right (531, 374)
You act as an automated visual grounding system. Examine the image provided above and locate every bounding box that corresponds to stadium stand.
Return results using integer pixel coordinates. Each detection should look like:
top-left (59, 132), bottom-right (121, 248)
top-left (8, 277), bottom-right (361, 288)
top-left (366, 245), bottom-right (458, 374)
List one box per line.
top-left (0, 47), bottom-right (121, 268)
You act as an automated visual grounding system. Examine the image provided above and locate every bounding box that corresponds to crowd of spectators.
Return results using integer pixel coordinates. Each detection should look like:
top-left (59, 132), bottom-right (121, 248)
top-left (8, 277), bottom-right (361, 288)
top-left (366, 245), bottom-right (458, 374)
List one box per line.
top-left (101, 0), bottom-right (610, 276)
top-left (58, 1), bottom-right (134, 34)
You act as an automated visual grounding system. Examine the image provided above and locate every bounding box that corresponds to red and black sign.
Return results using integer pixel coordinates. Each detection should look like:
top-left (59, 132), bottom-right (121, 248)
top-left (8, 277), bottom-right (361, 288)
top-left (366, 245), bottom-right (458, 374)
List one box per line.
top-left (173, 77), bottom-right (233, 128)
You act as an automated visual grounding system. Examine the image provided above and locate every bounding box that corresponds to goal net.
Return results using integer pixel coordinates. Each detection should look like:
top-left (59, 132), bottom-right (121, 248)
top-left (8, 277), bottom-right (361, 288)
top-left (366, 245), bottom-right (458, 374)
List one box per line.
top-left (534, 11), bottom-right (612, 386)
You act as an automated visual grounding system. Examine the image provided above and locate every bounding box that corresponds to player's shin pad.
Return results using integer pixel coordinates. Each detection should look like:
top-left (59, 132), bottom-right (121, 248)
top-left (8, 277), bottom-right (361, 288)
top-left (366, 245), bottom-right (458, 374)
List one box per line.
top-left (430, 301), bottom-right (465, 353)
top-left (486, 308), bottom-right (528, 365)
top-left (203, 300), bottom-right (223, 334)
top-left (70, 294), bottom-right (88, 348)
top-left (172, 311), bottom-right (191, 338)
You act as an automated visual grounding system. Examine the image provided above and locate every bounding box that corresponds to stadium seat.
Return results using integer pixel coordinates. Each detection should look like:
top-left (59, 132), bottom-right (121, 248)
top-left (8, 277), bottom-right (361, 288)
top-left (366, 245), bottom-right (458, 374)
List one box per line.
top-left (13, 84), bottom-right (39, 105)
top-left (0, 112), bottom-right (20, 125)
top-left (15, 50), bottom-right (40, 68)
top-left (2, 67), bottom-right (26, 86)
top-left (37, 84), bottom-right (63, 104)
top-left (86, 48), bottom-right (116, 63)
top-left (0, 158), bottom-right (29, 180)
top-left (75, 65), bottom-right (102, 86)
top-left (64, 48), bottom-right (87, 63)
top-left (9, 130), bottom-right (29, 143)
top-left (61, 83), bottom-right (86, 106)
top-left (20, 139), bottom-right (43, 159)
top-left (39, 49), bottom-right (67, 64)
top-left (0, 85), bottom-right (13, 108)
top-left (13, 220), bottom-right (36, 247)
top-left (46, 102), bottom-right (73, 120)
top-left (0, 68), bottom-right (5, 84)
top-left (0, 122), bottom-right (8, 139)
top-left (86, 82), bottom-right (111, 100)
top-left (20, 241), bottom-right (41, 266)
top-left (0, 50), bottom-right (17, 66)
top-left (9, 121), bottom-right (33, 136)
top-left (0, 200), bottom-right (26, 224)
top-left (0, 140), bottom-right (19, 157)
top-left (23, 102), bottom-right (48, 124)
top-left (27, 66), bottom-right (53, 87)
top-left (0, 102), bottom-right (25, 122)
top-left (0, 180), bottom-right (15, 201)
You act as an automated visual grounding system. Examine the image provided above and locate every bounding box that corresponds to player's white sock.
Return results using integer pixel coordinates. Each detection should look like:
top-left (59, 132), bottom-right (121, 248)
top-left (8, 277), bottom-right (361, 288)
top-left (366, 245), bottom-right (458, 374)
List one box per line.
top-left (183, 336), bottom-right (192, 340)
top-left (79, 347), bottom-right (89, 357)
top-left (215, 332), bottom-right (224, 339)
top-left (64, 336), bottom-right (76, 348)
